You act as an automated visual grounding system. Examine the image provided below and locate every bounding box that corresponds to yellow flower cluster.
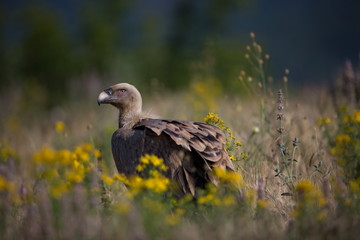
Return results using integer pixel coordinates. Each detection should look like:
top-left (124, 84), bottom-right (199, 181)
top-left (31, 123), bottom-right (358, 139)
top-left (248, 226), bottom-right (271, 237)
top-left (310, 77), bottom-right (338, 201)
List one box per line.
top-left (198, 184), bottom-right (222, 205)
top-left (354, 110), bottom-right (360, 123)
top-left (336, 134), bottom-right (351, 145)
top-left (101, 173), bottom-right (115, 185)
top-left (342, 109), bottom-right (360, 123)
top-left (32, 143), bottom-right (98, 198)
top-left (257, 199), bottom-right (269, 209)
top-left (204, 112), bottom-right (227, 130)
top-left (0, 141), bottom-right (17, 162)
top-left (204, 112), bottom-right (247, 161)
top-left (330, 108), bottom-right (360, 179)
top-left (295, 180), bottom-right (326, 205)
top-left (349, 179), bottom-right (360, 197)
top-left (330, 134), bottom-right (353, 156)
top-left (316, 118), bottom-right (331, 126)
top-left (136, 154), bottom-right (168, 172)
top-left (127, 174), bottom-right (170, 195)
top-left (0, 176), bottom-right (15, 192)
top-left (213, 167), bottom-right (244, 188)
top-left (197, 184), bottom-right (237, 206)
top-left (103, 155), bottom-right (170, 197)
top-left (197, 168), bottom-right (244, 206)
top-left (0, 176), bottom-right (21, 204)
top-left (292, 180), bottom-right (327, 220)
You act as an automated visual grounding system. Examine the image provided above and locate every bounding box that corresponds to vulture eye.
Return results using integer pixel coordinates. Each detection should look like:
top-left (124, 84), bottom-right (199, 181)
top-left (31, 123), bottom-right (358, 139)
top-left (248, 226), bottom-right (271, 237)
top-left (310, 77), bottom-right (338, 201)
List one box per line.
top-left (119, 89), bottom-right (127, 93)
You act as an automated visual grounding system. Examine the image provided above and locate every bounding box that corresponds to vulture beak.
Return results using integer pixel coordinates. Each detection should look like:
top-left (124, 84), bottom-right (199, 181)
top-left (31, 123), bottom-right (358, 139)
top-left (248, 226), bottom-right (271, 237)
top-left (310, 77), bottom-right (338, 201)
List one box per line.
top-left (97, 90), bottom-right (111, 105)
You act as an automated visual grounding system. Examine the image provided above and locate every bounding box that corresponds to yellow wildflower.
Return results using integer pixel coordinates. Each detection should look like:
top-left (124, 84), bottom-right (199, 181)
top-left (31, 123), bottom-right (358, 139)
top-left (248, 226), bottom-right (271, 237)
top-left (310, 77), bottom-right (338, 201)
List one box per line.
top-left (140, 155), bottom-right (150, 164)
top-left (113, 173), bottom-right (129, 185)
top-left (149, 155), bottom-right (163, 166)
top-left (72, 159), bottom-right (80, 169)
top-left (336, 134), bottom-right (351, 146)
top-left (149, 170), bottom-right (160, 178)
top-left (213, 167), bottom-right (226, 178)
top-left (74, 146), bottom-right (90, 162)
top-left (213, 167), bottom-right (244, 187)
top-left (101, 173), bottom-right (115, 185)
top-left (257, 199), bottom-right (269, 209)
top-left (0, 142), bottom-right (17, 161)
top-left (79, 152), bottom-right (90, 162)
top-left (143, 177), bottom-right (170, 193)
top-left (0, 177), bottom-right (20, 204)
top-left (316, 118), bottom-right (331, 126)
top-left (81, 143), bottom-right (93, 152)
top-left (55, 121), bottom-right (65, 133)
top-left (94, 149), bottom-right (102, 159)
top-left (349, 179), bottom-right (360, 196)
top-left (66, 170), bottom-right (83, 183)
top-left (223, 195), bottom-right (236, 206)
top-left (128, 175), bottom-right (143, 193)
top-left (295, 180), bottom-right (327, 207)
top-left (0, 176), bottom-right (8, 191)
top-left (51, 183), bottom-right (69, 198)
top-left (135, 164), bottom-right (145, 172)
top-left (160, 164), bottom-right (168, 171)
top-left (57, 149), bottom-right (72, 166)
top-left (353, 110), bottom-right (360, 123)
top-left (138, 154), bottom-right (168, 172)
top-left (295, 180), bottom-right (313, 193)
top-left (204, 112), bottom-right (226, 130)
top-left (293, 180), bottom-right (327, 222)
top-left (198, 193), bottom-right (215, 204)
top-left (33, 147), bottom-right (55, 164)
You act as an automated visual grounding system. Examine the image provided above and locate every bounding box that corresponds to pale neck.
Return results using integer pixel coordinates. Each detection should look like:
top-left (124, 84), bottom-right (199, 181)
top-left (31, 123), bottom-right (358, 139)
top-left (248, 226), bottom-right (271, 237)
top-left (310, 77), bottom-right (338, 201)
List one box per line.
top-left (118, 107), bottom-right (142, 129)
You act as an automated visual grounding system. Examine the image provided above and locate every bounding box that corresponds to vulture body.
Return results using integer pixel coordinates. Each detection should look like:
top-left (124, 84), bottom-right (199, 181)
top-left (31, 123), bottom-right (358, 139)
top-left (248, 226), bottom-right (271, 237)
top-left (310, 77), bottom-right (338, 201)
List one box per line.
top-left (98, 83), bottom-right (234, 196)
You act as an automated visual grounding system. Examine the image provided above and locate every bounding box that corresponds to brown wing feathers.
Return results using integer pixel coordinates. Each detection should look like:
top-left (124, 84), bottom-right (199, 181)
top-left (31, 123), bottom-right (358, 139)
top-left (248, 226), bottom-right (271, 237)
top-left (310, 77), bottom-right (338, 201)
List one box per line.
top-left (135, 119), bottom-right (234, 171)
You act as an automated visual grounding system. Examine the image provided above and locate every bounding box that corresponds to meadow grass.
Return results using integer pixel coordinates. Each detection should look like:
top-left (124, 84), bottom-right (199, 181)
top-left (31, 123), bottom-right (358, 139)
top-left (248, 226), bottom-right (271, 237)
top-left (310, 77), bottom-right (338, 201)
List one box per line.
top-left (1, 38), bottom-right (360, 239)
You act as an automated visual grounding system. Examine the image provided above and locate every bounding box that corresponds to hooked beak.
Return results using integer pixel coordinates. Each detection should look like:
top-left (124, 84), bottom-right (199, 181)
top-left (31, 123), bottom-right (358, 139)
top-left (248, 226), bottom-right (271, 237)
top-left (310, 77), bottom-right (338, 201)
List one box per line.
top-left (97, 91), bottom-right (111, 106)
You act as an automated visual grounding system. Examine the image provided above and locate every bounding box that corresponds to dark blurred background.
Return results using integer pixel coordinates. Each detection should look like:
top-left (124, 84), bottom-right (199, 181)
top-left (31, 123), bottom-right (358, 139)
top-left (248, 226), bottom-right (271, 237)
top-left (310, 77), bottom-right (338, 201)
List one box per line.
top-left (1, 0), bottom-right (360, 107)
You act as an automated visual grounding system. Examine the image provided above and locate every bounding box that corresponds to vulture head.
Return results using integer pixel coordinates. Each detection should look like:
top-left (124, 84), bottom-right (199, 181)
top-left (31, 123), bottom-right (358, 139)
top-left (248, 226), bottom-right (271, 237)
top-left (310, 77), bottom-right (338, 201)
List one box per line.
top-left (98, 83), bottom-right (143, 128)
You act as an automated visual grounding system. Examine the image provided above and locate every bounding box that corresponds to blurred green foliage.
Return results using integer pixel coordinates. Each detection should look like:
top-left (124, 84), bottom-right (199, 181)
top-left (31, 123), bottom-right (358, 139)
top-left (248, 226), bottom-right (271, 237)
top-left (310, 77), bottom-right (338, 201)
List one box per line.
top-left (0, 0), bottom-right (246, 107)
top-left (19, 5), bottom-right (75, 106)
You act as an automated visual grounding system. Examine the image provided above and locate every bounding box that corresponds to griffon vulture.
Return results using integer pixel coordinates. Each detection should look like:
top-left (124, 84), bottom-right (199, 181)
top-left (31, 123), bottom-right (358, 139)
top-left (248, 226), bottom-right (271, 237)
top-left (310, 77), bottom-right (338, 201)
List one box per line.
top-left (98, 83), bottom-right (234, 196)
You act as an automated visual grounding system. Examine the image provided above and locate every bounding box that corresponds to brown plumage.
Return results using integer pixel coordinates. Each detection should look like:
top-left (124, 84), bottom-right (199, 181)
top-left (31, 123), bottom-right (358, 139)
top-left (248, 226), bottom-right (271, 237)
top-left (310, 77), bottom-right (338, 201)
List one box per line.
top-left (98, 83), bottom-right (234, 196)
